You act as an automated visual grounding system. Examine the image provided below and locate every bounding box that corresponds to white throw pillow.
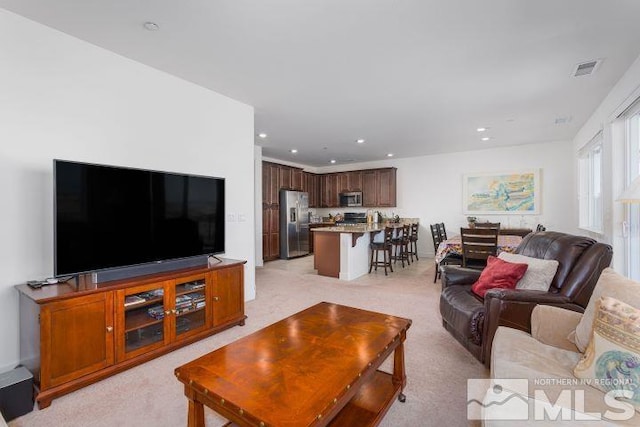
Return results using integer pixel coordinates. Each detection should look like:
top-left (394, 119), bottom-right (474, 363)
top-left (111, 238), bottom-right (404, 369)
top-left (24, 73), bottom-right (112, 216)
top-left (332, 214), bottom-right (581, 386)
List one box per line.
top-left (497, 252), bottom-right (559, 292)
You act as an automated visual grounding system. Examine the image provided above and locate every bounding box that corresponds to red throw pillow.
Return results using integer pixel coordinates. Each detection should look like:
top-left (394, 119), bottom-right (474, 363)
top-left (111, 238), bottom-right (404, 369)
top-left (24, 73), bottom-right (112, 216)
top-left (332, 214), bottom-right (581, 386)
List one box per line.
top-left (471, 256), bottom-right (528, 298)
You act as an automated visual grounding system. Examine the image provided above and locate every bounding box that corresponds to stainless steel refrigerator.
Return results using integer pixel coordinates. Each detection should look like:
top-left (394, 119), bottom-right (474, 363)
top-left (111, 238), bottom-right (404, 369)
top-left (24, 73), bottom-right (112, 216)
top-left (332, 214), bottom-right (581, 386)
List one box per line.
top-left (279, 190), bottom-right (310, 259)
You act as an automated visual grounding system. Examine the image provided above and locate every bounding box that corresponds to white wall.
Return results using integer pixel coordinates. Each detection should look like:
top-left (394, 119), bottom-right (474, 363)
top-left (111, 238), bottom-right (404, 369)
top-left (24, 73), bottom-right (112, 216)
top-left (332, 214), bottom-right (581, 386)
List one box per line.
top-left (573, 53), bottom-right (640, 272)
top-left (261, 141), bottom-right (575, 258)
top-left (0, 10), bottom-right (255, 371)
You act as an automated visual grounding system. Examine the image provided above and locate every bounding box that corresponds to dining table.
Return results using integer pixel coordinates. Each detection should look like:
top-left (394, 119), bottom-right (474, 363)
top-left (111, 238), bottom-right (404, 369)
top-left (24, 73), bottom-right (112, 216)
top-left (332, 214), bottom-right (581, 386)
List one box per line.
top-left (435, 234), bottom-right (523, 264)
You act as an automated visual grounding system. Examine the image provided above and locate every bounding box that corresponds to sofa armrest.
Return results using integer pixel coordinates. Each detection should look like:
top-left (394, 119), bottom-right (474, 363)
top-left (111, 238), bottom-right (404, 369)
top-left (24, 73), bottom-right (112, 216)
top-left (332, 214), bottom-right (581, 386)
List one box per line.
top-left (530, 305), bottom-right (582, 352)
top-left (440, 266), bottom-right (482, 288)
top-left (484, 288), bottom-right (573, 304)
top-left (481, 289), bottom-right (583, 367)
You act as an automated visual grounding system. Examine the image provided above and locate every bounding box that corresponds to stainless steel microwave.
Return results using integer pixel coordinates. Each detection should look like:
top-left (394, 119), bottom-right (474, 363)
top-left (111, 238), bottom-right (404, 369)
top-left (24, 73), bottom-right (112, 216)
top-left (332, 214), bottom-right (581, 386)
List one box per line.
top-left (339, 192), bottom-right (363, 207)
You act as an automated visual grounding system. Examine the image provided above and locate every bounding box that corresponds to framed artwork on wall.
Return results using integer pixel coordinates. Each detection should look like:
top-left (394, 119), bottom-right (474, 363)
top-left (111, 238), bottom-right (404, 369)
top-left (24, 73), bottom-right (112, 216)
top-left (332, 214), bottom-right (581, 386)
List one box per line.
top-left (463, 169), bottom-right (541, 214)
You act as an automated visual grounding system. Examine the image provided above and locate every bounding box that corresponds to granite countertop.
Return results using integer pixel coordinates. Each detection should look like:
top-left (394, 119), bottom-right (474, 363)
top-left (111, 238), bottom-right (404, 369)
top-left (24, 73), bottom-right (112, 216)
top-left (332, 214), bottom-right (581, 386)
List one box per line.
top-left (311, 218), bottom-right (419, 234)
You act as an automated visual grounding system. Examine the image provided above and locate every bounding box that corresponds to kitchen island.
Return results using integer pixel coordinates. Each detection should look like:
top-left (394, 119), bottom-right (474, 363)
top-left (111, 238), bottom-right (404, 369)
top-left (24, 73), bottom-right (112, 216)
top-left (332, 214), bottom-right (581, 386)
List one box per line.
top-left (312, 220), bottom-right (418, 280)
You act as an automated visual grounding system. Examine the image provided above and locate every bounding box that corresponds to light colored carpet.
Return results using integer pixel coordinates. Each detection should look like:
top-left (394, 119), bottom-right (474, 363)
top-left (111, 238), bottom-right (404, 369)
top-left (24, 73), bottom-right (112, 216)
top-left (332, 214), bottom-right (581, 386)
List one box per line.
top-left (9, 256), bottom-right (487, 427)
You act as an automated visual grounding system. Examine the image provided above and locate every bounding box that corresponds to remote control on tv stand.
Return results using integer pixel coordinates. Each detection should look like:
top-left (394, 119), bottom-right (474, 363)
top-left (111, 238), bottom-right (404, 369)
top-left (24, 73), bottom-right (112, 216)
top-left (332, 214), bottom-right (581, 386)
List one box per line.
top-left (27, 280), bottom-right (44, 289)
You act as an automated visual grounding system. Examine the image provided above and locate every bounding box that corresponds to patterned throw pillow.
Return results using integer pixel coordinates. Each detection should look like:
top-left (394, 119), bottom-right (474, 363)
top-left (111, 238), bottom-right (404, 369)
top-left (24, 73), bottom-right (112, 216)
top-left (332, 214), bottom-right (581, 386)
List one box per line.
top-left (572, 268), bottom-right (640, 353)
top-left (574, 296), bottom-right (640, 412)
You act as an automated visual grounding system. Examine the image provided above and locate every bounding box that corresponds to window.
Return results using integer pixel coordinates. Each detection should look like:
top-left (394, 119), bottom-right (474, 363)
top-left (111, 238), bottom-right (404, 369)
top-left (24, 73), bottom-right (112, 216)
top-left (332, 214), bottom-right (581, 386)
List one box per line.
top-left (625, 104), bottom-right (640, 279)
top-left (578, 133), bottom-right (603, 233)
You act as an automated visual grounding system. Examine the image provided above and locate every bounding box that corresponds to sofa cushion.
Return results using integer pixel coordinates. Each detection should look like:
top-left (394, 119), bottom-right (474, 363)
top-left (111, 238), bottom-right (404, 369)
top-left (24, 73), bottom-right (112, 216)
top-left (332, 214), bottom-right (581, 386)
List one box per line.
top-left (574, 296), bottom-right (640, 412)
top-left (573, 268), bottom-right (640, 352)
top-left (498, 252), bottom-right (559, 292)
top-left (440, 285), bottom-right (485, 344)
top-left (531, 305), bottom-right (582, 352)
top-left (491, 326), bottom-right (640, 425)
top-left (471, 256), bottom-right (528, 298)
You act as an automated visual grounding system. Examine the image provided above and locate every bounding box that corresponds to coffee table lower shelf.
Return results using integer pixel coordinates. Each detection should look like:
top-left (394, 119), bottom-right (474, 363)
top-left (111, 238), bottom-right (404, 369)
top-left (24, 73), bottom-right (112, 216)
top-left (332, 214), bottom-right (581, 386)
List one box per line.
top-left (223, 370), bottom-right (401, 427)
top-left (328, 370), bottom-right (401, 427)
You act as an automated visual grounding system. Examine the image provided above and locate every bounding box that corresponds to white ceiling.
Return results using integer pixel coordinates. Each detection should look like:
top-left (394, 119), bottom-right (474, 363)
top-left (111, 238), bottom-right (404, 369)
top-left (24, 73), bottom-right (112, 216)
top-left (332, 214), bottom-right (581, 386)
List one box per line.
top-left (3, 1), bottom-right (640, 166)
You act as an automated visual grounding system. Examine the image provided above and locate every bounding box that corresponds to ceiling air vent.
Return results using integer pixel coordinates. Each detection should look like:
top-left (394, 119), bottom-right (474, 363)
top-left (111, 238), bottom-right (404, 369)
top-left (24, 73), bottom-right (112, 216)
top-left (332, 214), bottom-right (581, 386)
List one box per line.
top-left (573, 59), bottom-right (601, 77)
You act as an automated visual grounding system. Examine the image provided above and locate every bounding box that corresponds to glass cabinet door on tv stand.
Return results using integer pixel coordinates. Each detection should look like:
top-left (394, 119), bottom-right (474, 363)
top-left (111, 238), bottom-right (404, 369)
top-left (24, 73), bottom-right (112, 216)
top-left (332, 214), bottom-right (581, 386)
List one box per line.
top-left (171, 274), bottom-right (209, 340)
top-left (115, 273), bottom-right (211, 362)
top-left (116, 282), bottom-right (170, 362)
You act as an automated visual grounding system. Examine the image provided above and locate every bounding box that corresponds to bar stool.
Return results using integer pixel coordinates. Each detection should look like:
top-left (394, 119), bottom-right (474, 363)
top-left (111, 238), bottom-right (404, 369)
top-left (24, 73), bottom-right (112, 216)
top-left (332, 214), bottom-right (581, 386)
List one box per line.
top-left (391, 224), bottom-right (411, 267)
top-left (369, 227), bottom-right (394, 275)
top-left (408, 223), bottom-right (419, 262)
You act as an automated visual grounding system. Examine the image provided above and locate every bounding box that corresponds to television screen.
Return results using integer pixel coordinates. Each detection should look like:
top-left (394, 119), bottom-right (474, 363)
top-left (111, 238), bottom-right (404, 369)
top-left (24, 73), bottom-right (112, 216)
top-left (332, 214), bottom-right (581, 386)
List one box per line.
top-left (54, 160), bottom-right (225, 276)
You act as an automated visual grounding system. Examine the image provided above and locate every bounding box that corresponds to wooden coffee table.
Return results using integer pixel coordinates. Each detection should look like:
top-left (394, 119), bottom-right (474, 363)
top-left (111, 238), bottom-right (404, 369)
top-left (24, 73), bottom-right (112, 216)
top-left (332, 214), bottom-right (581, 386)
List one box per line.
top-left (175, 302), bottom-right (412, 427)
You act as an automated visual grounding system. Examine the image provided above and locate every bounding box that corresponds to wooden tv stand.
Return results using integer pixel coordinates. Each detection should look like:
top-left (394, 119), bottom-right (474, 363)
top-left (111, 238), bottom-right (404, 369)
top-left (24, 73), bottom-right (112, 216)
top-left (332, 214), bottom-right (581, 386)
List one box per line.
top-left (16, 258), bottom-right (247, 409)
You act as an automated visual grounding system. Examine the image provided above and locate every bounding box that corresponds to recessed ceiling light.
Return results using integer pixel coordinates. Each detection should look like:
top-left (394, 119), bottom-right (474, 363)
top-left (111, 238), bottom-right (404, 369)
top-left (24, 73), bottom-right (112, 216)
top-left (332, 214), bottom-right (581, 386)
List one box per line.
top-left (258, 133), bottom-right (267, 139)
top-left (143, 22), bottom-right (160, 31)
top-left (356, 139), bottom-right (365, 144)
top-left (290, 149), bottom-right (298, 154)
top-left (387, 153), bottom-right (394, 157)
top-left (330, 159), bottom-right (337, 164)
top-left (481, 137), bottom-right (491, 141)
top-left (477, 127), bottom-right (488, 132)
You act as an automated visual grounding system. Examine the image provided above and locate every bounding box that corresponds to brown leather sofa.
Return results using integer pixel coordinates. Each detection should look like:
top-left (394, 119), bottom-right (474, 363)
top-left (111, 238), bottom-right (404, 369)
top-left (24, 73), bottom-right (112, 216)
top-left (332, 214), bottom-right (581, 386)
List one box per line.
top-left (439, 231), bottom-right (612, 366)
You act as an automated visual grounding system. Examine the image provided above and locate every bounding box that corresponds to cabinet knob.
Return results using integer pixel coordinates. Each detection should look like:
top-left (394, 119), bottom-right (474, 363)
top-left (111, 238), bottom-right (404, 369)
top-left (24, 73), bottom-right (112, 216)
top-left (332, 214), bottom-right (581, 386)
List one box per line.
top-left (171, 309), bottom-right (177, 314)
top-left (165, 310), bottom-right (171, 315)
top-left (213, 296), bottom-right (220, 302)
top-left (106, 326), bottom-right (113, 332)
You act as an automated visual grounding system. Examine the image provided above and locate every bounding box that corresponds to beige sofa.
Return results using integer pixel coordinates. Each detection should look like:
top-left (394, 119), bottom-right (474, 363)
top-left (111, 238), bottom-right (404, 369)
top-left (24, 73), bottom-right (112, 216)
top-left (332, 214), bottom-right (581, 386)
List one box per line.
top-left (485, 304), bottom-right (640, 426)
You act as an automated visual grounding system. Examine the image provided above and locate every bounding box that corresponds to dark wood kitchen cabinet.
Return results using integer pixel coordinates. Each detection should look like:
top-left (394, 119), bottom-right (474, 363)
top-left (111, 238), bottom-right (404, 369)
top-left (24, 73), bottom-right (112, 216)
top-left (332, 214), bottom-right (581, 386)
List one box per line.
top-left (262, 205), bottom-right (280, 260)
top-left (347, 171), bottom-right (363, 191)
top-left (279, 166), bottom-right (292, 190)
top-left (362, 170), bottom-right (378, 207)
top-left (263, 162), bottom-right (280, 206)
top-left (337, 171), bottom-right (363, 193)
top-left (377, 168), bottom-right (397, 207)
top-left (303, 172), bottom-right (320, 208)
top-left (278, 165), bottom-right (304, 191)
top-left (291, 168), bottom-right (304, 191)
top-left (338, 173), bottom-right (349, 193)
top-left (362, 168), bottom-right (396, 207)
top-left (262, 162), bottom-right (284, 261)
top-left (320, 174), bottom-right (339, 208)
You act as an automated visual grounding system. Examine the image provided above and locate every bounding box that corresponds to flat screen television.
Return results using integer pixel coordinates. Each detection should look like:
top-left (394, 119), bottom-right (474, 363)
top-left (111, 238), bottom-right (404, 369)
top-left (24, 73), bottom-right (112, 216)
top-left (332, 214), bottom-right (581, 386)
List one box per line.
top-left (54, 160), bottom-right (225, 277)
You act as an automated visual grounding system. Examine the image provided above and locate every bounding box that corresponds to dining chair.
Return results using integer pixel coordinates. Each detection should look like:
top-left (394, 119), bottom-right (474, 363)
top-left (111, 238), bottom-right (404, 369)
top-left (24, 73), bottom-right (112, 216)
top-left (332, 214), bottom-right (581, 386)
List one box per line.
top-left (474, 222), bottom-right (501, 230)
top-left (437, 222), bottom-right (448, 241)
top-left (431, 223), bottom-right (462, 283)
top-left (460, 227), bottom-right (499, 269)
top-left (408, 223), bottom-right (419, 262)
top-left (369, 226), bottom-right (394, 275)
top-left (391, 224), bottom-right (411, 267)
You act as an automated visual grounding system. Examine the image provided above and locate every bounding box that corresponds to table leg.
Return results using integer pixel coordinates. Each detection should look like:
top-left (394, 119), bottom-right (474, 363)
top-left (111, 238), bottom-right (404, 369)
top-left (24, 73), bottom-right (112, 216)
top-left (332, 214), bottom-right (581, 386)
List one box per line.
top-left (187, 395), bottom-right (205, 427)
top-left (392, 330), bottom-right (407, 402)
